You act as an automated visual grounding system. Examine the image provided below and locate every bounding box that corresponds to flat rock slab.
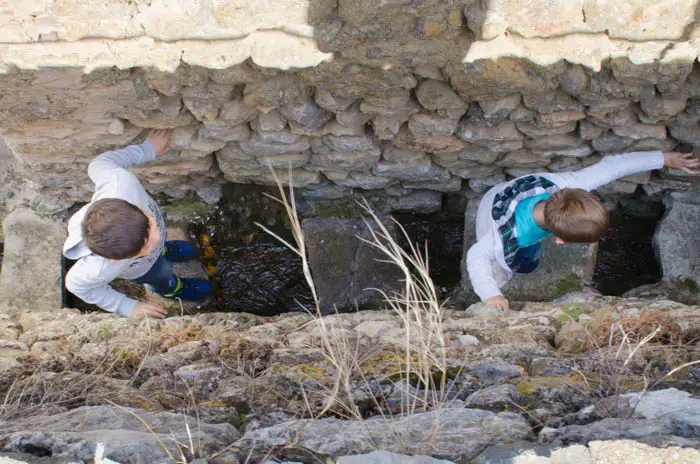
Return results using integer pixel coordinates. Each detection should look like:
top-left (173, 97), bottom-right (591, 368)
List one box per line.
top-left (0, 209), bottom-right (65, 313)
top-left (0, 405), bottom-right (239, 463)
top-left (235, 408), bottom-right (531, 461)
top-left (302, 216), bottom-right (403, 314)
top-left (338, 451), bottom-right (455, 463)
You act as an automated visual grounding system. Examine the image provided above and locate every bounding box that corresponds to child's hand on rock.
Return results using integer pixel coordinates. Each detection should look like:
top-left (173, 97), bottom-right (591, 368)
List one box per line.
top-left (146, 129), bottom-right (173, 158)
top-left (663, 152), bottom-right (700, 174)
top-left (485, 295), bottom-right (510, 313)
top-left (130, 302), bottom-right (168, 319)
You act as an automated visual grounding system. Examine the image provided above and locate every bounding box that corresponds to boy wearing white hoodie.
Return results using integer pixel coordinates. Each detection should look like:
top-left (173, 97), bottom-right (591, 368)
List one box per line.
top-left (63, 130), bottom-right (211, 318)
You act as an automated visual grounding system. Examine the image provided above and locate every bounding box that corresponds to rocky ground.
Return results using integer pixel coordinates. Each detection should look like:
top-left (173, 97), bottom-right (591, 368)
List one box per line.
top-left (0, 291), bottom-right (698, 463)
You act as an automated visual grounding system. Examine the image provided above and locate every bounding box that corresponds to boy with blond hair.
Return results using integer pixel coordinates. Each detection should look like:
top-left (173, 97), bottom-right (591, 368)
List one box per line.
top-left (466, 150), bottom-right (699, 312)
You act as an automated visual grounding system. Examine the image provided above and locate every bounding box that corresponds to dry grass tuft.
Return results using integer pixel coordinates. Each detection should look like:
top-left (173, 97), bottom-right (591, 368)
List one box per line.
top-left (255, 166), bottom-right (452, 420)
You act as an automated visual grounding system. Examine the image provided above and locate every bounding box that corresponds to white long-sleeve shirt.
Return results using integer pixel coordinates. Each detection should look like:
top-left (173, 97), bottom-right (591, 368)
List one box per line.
top-left (466, 151), bottom-right (665, 302)
top-left (63, 142), bottom-right (166, 317)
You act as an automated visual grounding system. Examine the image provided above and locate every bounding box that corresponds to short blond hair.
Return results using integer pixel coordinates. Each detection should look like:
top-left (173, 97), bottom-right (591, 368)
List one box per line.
top-left (544, 188), bottom-right (609, 243)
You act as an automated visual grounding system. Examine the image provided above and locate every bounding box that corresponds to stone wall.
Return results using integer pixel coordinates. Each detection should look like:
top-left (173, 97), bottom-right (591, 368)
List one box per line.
top-left (0, 1), bottom-right (698, 217)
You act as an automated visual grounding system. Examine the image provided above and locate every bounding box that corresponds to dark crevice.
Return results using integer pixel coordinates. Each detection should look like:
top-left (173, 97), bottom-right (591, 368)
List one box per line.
top-left (593, 193), bottom-right (665, 296)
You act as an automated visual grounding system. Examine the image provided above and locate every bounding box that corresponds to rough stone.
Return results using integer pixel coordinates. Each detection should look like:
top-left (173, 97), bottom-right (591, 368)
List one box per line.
top-left (235, 408), bottom-right (531, 461)
top-left (516, 121), bottom-right (577, 138)
top-left (302, 217), bottom-right (403, 313)
top-left (409, 113), bottom-right (459, 138)
top-left (337, 451), bottom-right (455, 464)
top-left (468, 174), bottom-right (507, 193)
top-left (0, 209), bottom-right (65, 313)
top-left (375, 159), bottom-right (449, 182)
top-left (465, 385), bottom-right (522, 412)
top-left (496, 149), bottom-right (551, 169)
top-left (654, 191), bottom-right (700, 285)
top-left (0, 405), bottom-right (239, 463)
top-left (416, 80), bottom-right (468, 114)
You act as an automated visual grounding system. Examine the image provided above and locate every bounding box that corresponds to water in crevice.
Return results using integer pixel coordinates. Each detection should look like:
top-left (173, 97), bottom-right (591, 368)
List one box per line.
top-left (592, 196), bottom-right (664, 296)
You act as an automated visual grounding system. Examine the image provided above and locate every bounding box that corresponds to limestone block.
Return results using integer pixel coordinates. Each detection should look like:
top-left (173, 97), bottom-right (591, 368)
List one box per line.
top-left (630, 138), bottom-right (678, 153)
top-left (478, 95), bottom-right (522, 119)
top-left (393, 190), bottom-right (443, 213)
top-left (469, 174), bottom-right (507, 194)
top-left (415, 80), bottom-right (468, 113)
top-left (445, 59), bottom-right (560, 101)
top-left (582, 0), bottom-right (696, 40)
top-left (457, 121), bottom-right (522, 144)
top-left (640, 94), bottom-right (687, 121)
top-left (310, 149), bottom-right (381, 170)
top-left (333, 173), bottom-right (393, 190)
top-left (200, 121), bottom-right (251, 143)
top-left (487, 0), bottom-right (589, 38)
top-left (404, 176), bottom-right (462, 193)
top-left (360, 99), bottom-right (421, 118)
top-left (516, 121), bottom-right (577, 138)
top-left (449, 164), bottom-right (502, 180)
top-left (408, 113), bottom-right (459, 138)
top-left (182, 97), bottom-right (219, 121)
top-left (0, 209), bottom-right (66, 313)
top-left (669, 124), bottom-right (700, 147)
top-left (279, 99), bottom-right (333, 131)
top-left (258, 130), bottom-right (302, 145)
top-left (240, 134), bottom-right (311, 156)
top-left (322, 133), bottom-right (379, 152)
top-left (250, 110), bottom-right (287, 133)
top-left (302, 217), bottom-right (403, 313)
top-left (260, 153), bottom-right (311, 169)
top-left (578, 121), bottom-right (605, 140)
top-left (591, 133), bottom-right (634, 154)
top-left (325, 122), bottom-right (366, 137)
top-left (383, 146), bottom-right (426, 163)
top-left (525, 134), bottom-right (585, 152)
top-left (373, 115), bottom-right (406, 140)
top-left (218, 99), bottom-right (257, 126)
top-left (613, 123), bottom-right (667, 141)
top-left (336, 102), bottom-right (373, 127)
top-left (375, 158), bottom-right (450, 182)
top-left (537, 111), bottom-right (586, 125)
top-left (315, 89), bottom-right (356, 112)
top-left (547, 157), bottom-right (581, 172)
top-left (496, 149), bottom-right (551, 169)
top-left (523, 92), bottom-right (584, 114)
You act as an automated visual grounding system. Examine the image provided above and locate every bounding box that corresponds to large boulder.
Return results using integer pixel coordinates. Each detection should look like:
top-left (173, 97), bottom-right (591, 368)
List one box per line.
top-left (0, 209), bottom-right (66, 313)
top-left (654, 188), bottom-right (700, 291)
top-left (302, 217), bottom-right (403, 313)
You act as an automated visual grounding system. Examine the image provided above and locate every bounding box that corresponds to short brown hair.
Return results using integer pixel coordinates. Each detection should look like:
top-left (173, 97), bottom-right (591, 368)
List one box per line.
top-left (544, 188), bottom-right (610, 243)
top-left (82, 198), bottom-right (150, 259)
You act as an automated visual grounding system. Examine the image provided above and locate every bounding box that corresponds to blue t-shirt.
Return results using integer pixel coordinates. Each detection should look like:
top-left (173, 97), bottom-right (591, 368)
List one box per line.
top-left (515, 193), bottom-right (551, 248)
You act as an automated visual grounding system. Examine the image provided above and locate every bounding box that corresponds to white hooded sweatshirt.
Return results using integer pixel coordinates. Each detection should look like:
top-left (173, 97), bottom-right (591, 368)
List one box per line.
top-left (63, 142), bottom-right (166, 317)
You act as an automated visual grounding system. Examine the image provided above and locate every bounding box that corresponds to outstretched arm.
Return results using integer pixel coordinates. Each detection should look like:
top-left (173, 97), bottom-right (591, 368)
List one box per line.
top-left (87, 129), bottom-right (172, 186)
top-left (555, 150), bottom-right (664, 192)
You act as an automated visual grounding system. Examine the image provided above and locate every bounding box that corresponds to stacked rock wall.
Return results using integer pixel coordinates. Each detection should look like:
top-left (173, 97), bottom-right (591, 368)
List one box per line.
top-left (0, 0), bottom-right (698, 216)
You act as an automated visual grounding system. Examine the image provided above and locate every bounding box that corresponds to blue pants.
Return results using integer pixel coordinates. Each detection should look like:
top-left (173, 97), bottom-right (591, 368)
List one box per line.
top-left (511, 243), bottom-right (543, 275)
top-left (133, 255), bottom-right (178, 295)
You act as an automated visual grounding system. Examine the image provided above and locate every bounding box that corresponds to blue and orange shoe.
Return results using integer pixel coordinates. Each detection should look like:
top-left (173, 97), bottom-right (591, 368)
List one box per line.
top-left (163, 276), bottom-right (211, 301)
top-left (163, 240), bottom-right (197, 262)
